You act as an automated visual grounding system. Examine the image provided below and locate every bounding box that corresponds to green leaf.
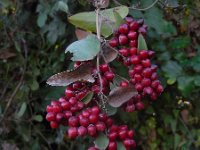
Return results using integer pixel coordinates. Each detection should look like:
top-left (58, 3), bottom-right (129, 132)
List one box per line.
top-left (105, 104), bottom-right (117, 116)
top-left (32, 115), bottom-right (43, 122)
top-left (167, 77), bottom-right (176, 85)
top-left (170, 37), bottom-right (190, 49)
top-left (113, 10), bottom-right (124, 29)
top-left (177, 76), bottom-right (194, 97)
top-left (138, 34), bottom-right (148, 50)
top-left (65, 35), bottom-right (100, 61)
top-left (16, 102), bottom-right (27, 118)
top-left (81, 91), bottom-right (94, 104)
top-left (117, 142), bottom-right (126, 150)
top-left (37, 12), bottom-right (47, 27)
top-left (68, 6), bottom-right (129, 37)
top-left (94, 133), bottom-right (109, 149)
top-left (194, 76), bottom-right (200, 86)
top-left (56, 1), bottom-right (69, 13)
top-left (30, 79), bottom-right (39, 91)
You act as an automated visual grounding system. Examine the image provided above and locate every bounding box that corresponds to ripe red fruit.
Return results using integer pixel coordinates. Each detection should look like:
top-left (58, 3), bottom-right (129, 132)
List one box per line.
top-left (143, 68), bottom-right (152, 78)
top-left (72, 82), bottom-right (82, 90)
top-left (58, 97), bottom-right (66, 103)
top-left (52, 105), bottom-right (62, 113)
top-left (120, 81), bottom-right (129, 87)
top-left (91, 85), bottom-right (100, 94)
top-left (129, 40), bottom-right (137, 47)
top-left (95, 122), bottom-right (106, 132)
top-left (151, 92), bottom-right (158, 101)
top-left (130, 21), bottom-right (139, 30)
top-left (143, 87), bottom-right (153, 95)
top-left (119, 34), bottom-right (129, 45)
top-left (68, 127), bottom-right (78, 139)
top-left (46, 105), bottom-right (53, 113)
top-left (125, 105), bottom-right (135, 112)
top-left (99, 113), bottom-right (108, 122)
top-left (129, 69), bottom-right (135, 78)
top-left (64, 111), bottom-right (72, 119)
top-left (61, 101), bottom-right (71, 110)
top-left (148, 50), bottom-right (155, 58)
top-left (76, 91), bottom-right (86, 100)
top-left (134, 65), bottom-right (143, 73)
top-left (65, 89), bottom-right (75, 98)
top-left (89, 114), bottom-right (98, 124)
top-left (109, 125), bottom-right (119, 132)
top-left (70, 106), bottom-right (78, 113)
top-left (125, 17), bottom-right (134, 24)
top-left (78, 126), bottom-right (87, 136)
top-left (46, 112), bottom-right (56, 121)
top-left (129, 47), bottom-right (138, 55)
top-left (56, 113), bottom-right (64, 122)
top-left (127, 130), bottom-right (135, 138)
top-left (69, 97), bottom-right (78, 105)
top-left (79, 117), bottom-right (89, 127)
top-left (119, 130), bottom-right (127, 140)
top-left (106, 118), bottom-right (113, 126)
top-left (136, 102), bottom-right (145, 110)
top-left (91, 106), bottom-right (100, 115)
top-left (151, 80), bottom-right (160, 89)
top-left (130, 55), bottom-right (140, 65)
top-left (119, 24), bottom-right (129, 34)
top-left (139, 27), bottom-right (147, 35)
top-left (119, 48), bottom-right (129, 57)
top-left (135, 83), bottom-right (143, 92)
top-left (108, 132), bottom-right (118, 141)
top-left (108, 141), bottom-right (117, 150)
top-left (50, 121), bottom-right (58, 129)
top-left (128, 31), bottom-right (138, 40)
top-left (100, 64), bottom-right (109, 73)
top-left (109, 38), bottom-right (118, 47)
top-left (156, 84), bottom-right (164, 94)
top-left (139, 50), bottom-right (149, 59)
top-left (87, 125), bottom-right (97, 137)
top-left (51, 100), bottom-right (60, 106)
top-left (151, 72), bottom-right (158, 80)
top-left (82, 110), bottom-right (90, 118)
top-left (130, 78), bottom-right (136, 84)
top-left (77, 102), bottom-right (84, 110)
top-left (134, 74), bottom-right (143, 82)
top-left (150, 65), bottom-right (158, 72)
top-left (68, 116), bottom-right (79, 127)
top-left (141, 78), bottom-right (151, 87)
top-left (141, 59), bottom-right (151, 67)
top-left (104, 71), bottom-right (115, 81)
top-left (123, 139), bottom-right (136, 148)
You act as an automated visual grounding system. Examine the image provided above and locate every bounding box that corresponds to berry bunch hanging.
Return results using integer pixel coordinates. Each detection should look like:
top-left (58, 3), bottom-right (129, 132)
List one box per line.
top-left (45, 3), bottom-right (164, 149)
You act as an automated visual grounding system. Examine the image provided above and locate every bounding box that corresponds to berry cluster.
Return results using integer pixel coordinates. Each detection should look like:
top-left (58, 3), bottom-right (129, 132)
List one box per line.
top-left (109, 17), bottom-right (163, 112)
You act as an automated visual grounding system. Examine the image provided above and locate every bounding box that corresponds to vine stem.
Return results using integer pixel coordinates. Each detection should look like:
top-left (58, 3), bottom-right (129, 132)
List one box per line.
top-left (96, 7), bottom-right (103, 95)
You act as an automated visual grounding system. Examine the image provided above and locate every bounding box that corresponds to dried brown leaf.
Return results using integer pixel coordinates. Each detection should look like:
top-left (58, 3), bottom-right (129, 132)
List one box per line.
top-left (0, 50), bottom-right (16, 59)
top-left (101, 44), bottom-right (118, 63)
top-left (108, 85), bottom-right (138, 108)
top-left (75, 29), bottom-right (91, 40)
top-left (46, 64), bottom-right (95, 86)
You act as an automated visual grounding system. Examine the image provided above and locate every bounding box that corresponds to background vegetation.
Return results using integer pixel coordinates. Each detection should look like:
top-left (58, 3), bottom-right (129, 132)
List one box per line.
top-left (0, 0), bottom-right (200, 149)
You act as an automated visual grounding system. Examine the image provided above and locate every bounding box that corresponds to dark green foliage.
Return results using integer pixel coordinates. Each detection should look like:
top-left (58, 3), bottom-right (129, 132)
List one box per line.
top-left (0, 0), bottom-right (200, 150)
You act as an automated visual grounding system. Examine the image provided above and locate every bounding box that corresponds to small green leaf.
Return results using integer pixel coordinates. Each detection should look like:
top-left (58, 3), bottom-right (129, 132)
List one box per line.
top-left (32, 115), bottom-right (43, 122)
top-left (68, 6), bottom-right (129, 37)
top-left (138, 34), bottom-right (148, 51)
top-left (16, 102), bottom-right (27, 118)
top-left (81, 91), bottom-right (94, 104)
top-left (194, 76), bottom-right (200, 86)
top-left (57, 1), bottom-right (69, 13)
top-left (117, 142), bottom-right (126, 150)
top-left (37, 12), bottom-right (47, 27)
top-left (65, 35), bottom-right (100, 61)
top-left (94, 133), bottom-right (109, 149)
top-left (167, 77), bottom-right (176, 85)
top-left (105, 104), bottom-right (117, 116)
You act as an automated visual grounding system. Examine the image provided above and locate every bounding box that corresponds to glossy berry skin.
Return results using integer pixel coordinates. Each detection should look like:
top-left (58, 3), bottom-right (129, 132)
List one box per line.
top-left (87, 125), bottom-right (97, 137)
top-left (68, 116), bottom-right (79, 127)
top-left (100, 64), bottom-right (109, 73)
top-left (130, 21), bottom-right (139, 31)
top-left (104, 71), bottom-right (115, 81)
top-left (46, 112), bottom-right (56, 121)
top-left (108, 132), bottom-right (118, 141)
top-left (78, 126), bottom-right (87, 136)
top-left (119, 24), bottom-right (129, 34)
top-left (109, 38), bottom-right (118, 47)
top-left (50, 121), bottom-right (58, 129)
top-left (128, 31), bottom-right (138, 40)
top-left (119, 34), bottom-right (129, 45)
top-left (68, 127), bottom-right (78, 139)
top-left (108, 142), bottom-right (117, 150)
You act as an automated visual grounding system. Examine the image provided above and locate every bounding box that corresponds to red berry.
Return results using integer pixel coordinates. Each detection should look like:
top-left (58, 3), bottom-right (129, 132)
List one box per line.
top-left (89, 114), bottom-right (98, 124)
top-left (68, 127), bottom-right (78, 139)
top-left (91, 85), bottom-right (100, 94)
top-left (150, 65), bottom-right (158, 72)
top-left (76, 91), bottom-right (86, 100)
top-left (109, 38), bottom-right (118, 47)
top-left (100, 64), bottom-right (109, 73)
top-left (68, 116), bottom-right (79, 127)
top-left (135, 83), bottom-right (143, 92)
top-left (87, 125), bottom-right (97, 137)
top-left (129, 47), bottom-right (138, 55)
top-left (139, 27), bottom-right (147, 35)
top-left (99, 113), bottom-right (108, 122)
top-left (143, 68), bottom-right (152, 78)
top-left (119, 24), bottom-right (129, 34)
top-left (72, 82), bottom-right (82, 90)
top-left (134, 74), bottom-right (143, 82)
top-left (129, 69), bottom-right (135, 78)
top-left (50, 121), bottom-right (58, 129)
top-left (119, 48), bottom-right (129, 57)
top-left (125, 17), bottom-right (134, 24)
top-left (143, 87), bottom-right (153, 95)
top-left (70, 106), bottom-right (78, 113)
top-left (151, 80), bottom-right (160, 89)
top-left (82, 110), bottom-right (90, 118)
top-left (104, 71), bottom-right (115, 81)
top-left (156, 84), bottom-right (164, 94)
top-left (46, 105), bottom-right (53, 112)
top-left (78, 126), bottom-right (87, 136)
top-left (123, 139), bottom-right (136, 148)
top-left (129, 40), bottom-right (137, 47)
top-left (119, 125), bottom-right (128, 130)
top-left (151, 92), bottom-right (158, 101)
top-left (125, 104), bottom-right (135, 112)
top-left (91, 106), bottom-right (100, 115)
top-left (151, 72), bottom-right (158, 80)
top-left (108, 141), bottom-right (117, 150)
top-left (56, 113), bottom-right (64, 122)
top-left (51, 100), bottom-right (60, 106)
top-left (136, 102), bottom-right (145, 110)
top-left (127, 130), bottom-right (135, 138)
top-left (142, 59), bottom-right (151, 67)
top-left (46, 112), bottom-right (56, 121)
top-left (106, 118), bottom-right (113, 126)
top-left (119, 34), bottom-right (129, 45)
top-left (130, 55), bottom-right (140, 65)
top-left (108, 132), bottom-right (118, 141)
top-left (119, 130), bottom-right (127, 140)
top-left (139, 50), bottom-right (148, 59)
top-left (96, 122), bottom-right (106, 132)
top-left (130, 78), bottom-right (136, 84)
top-left (65, 89), bottom-right (75, 98)
top-left (64, 111), bottom-right (72, 119)
top-left (128, 31), bottom-right (138, 40)
top-left (79, 117), bottom-right (89, 127)
top-left (77, 102), bottom-right (84, 110)
top-left (58, 97), bottom-right (66, 103)
top-left (130, 21), bottom-right (139, 30)
top-left (141, 78), bottom-right (151, 87)
top-left (148, 50), bottom-right (155, 58)
top-left (134, 65), bottom-right (143, 73)
top-left (61, 101), bottom-right (71, 110)
top-left (120, 81), bottom-right (129, 87)
top-left (69, 97), bottom-right (78, 105)
top-left (52, 105), bottom-right (62, 113)
top-left (109, 125), bottom-right (119, 132)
